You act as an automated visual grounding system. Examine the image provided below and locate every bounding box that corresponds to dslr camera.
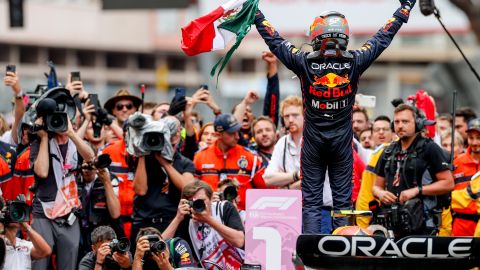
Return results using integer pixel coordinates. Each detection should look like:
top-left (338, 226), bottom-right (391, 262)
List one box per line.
top-left (0, 195), bottom-right (30, 224)
top-left (187, 199), bottom-right (206, 213)
top-left (373, 198), bottom-right (425, 236)
top-left (80, 154), bottom-right (112, 170)
top-left (125, 112), bottom-right (178, 160)
top-left (218, 185), bottom-right (238, 203)
top-left (145, 235), bottom-right (167, 253)
top-left (109, 237), bottom-right (130, 254)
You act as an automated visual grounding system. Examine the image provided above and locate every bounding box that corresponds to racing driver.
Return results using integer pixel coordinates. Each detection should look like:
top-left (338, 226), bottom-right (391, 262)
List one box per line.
top-left (254, 0), bottom-right (416, 232)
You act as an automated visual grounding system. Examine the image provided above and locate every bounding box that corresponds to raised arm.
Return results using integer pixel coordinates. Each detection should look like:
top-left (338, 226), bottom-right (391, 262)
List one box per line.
top-left (261, 51), bottom-right (280, 127)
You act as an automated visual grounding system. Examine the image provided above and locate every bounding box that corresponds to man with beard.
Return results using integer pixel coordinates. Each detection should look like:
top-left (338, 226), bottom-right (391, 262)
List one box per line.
top-left (373, 104), bottom-right (454, 236)
top-left (455, 107), bottom-right (477, 147)
top-left (352, 108), bottom-right (369, 140)
top-left (451, 118), bottom-right (480, 236)
top-left (263, 96), bottom-right (303, 189)
top-left (251, 116), bottom-right (277, 168)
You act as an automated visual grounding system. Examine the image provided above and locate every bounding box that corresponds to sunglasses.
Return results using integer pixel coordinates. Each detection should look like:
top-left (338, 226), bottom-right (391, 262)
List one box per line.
top-left (115, 103), bottom-right (134, 110)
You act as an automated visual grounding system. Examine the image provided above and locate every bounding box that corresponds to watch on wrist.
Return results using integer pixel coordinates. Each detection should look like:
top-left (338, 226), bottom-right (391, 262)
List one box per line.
top-left (418, 186), bottom-right (423, 196)
top-left (15, 91), bottom-right (24, 100)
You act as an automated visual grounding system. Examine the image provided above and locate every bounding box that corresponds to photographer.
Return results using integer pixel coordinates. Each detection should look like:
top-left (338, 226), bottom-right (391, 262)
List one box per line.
top-left (132, 227), bottom-right (196, 270)
top-left (30, 113), bottom-right (95, 270)
top-left (162, 180), bottom-right (244, 269)
top-left (0, 197), bottom-right (51, 270)
top-left (131, 116), bottom-right (195, 250)
top-left (79, 226), bottom-right (132, 270)
top-left (372, 104), bottom-right (454, 237)
top-left (212, 178), bottom-right (245, 223)
top-left (77, 152), bottom-right (122, 255)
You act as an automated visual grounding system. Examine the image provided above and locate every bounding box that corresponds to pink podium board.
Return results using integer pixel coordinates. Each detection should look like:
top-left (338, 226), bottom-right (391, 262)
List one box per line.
top-left (245, 189), bottom-right (302, 270)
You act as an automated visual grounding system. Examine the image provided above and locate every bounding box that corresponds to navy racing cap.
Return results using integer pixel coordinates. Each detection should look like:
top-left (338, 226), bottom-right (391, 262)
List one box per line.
top-left (214, 113), bottom-right (241, 133)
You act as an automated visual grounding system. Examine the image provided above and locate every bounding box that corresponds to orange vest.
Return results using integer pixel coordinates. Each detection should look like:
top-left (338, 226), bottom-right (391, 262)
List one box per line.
top-left (193, 142), bottom-right (261, 210)
top-left (451, 148), bottom-right (480, 236)
top-left (0, 143), bottom-right (17, 201)
top-left (453, 148), bottom-right (479, 190)
top-left (101, 140), bottom-right (135, 217)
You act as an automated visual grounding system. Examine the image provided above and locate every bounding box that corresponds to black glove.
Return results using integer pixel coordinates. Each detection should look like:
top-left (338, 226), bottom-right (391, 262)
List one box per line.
top-left (167, 94), bottom-right (187, 116)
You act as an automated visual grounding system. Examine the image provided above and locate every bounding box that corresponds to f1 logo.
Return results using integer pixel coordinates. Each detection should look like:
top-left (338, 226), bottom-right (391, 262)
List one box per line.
top-left (250, 197), bottom-right (297, 210)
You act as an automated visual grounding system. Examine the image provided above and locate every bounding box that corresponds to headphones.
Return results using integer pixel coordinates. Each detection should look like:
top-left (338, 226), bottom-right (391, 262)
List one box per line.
top-left (391, 105), bottom-right (426, 133)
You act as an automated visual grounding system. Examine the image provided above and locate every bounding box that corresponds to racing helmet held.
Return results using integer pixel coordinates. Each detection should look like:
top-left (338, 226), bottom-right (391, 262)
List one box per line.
top-left (309, 11), bottom-right (350, 55)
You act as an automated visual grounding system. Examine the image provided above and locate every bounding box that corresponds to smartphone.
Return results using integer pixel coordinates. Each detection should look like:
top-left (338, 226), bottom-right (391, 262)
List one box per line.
top-left (200, 84), bottom-right (209, 90)
top-left (355, 94), bottom-right (376, 108)
top-left (70, 71), bottom-right (81, 82)
top-left (6, 64), bottom-right (16, 75)
top-left (88, 93), bottom-right (100, 108)
top-left (175, 88), bottom-right (186, 98)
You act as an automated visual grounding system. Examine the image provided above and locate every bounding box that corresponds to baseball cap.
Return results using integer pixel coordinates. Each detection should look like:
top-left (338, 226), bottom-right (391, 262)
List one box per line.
top-left (466, 118), bottom-right (480, 133)
top-left (214, 114), bottom-right (241, 133)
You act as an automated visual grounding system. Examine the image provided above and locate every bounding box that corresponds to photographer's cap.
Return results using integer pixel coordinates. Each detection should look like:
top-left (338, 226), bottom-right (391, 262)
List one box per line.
top-left (214, 114), bottom-right (241, 133)
top-left (467, 118), bottom-right (480, 133)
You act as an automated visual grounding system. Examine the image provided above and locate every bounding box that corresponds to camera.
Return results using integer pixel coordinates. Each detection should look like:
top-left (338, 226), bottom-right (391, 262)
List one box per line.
top-left (0, 196), bottom-right (31, 224)
top-left (219, 185), bottom-right (238, 202)
top-left (125, 112), bottom-right (177, 160)
top-left (81, 154), bottom-right (112, 170)
top-left (88, 94), bottom-right (112, 138)
top-left (24, 87), bottom-right (77, 135)
top-left (145, 235), bottom-right (167, 253)
top-left (373, 198), bottom-right (425, 236)
top-left (109, 238), bottom-right (130, 254)
top-left (187, 199), bottom-right (206, 213)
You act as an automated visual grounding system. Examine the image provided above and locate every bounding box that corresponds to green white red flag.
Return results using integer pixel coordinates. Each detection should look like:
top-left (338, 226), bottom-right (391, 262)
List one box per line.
top-left (181, 0), bottom-right (259, 79)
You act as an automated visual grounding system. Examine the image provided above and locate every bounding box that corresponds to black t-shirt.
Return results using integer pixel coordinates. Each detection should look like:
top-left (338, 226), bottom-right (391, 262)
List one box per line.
top-left (375, 136), bottom-right (450, 195)
top-left (132, 152), bottom-right (195, 223)
top-left (30, 140), bottom-right (69, 217)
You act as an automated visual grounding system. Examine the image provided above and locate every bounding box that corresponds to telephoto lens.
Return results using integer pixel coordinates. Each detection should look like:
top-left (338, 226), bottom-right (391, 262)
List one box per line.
top-left (190, 199), bottom-right (206, 213)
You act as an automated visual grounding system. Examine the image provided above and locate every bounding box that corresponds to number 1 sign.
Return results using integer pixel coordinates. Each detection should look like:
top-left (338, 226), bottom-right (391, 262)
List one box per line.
top-left (245, 189), bottom-right (302, 270)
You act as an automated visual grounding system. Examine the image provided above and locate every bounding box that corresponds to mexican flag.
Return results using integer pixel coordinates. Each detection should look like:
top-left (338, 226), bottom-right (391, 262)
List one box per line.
top-left (181, 0), bottom-right (259, 78)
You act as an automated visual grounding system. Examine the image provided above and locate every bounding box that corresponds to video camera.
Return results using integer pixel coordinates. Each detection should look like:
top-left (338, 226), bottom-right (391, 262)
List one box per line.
top-left (0, 195), bottom-right (30, 224)
top-left (23, 87), bottom-right (77, 135)
top-left (372, 198), bottom-right (425, 236)
top-left (187, 199), bottom-right (206, 213)
top-left (125, 112), bottom-right (178, 160)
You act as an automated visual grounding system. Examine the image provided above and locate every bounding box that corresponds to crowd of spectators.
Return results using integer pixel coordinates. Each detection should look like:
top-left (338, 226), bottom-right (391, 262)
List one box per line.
top-left (0, 50), bottom-right (478, 270)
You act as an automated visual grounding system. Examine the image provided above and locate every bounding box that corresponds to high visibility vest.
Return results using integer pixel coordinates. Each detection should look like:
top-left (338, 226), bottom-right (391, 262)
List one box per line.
top-left (193, 142), bottom-right (261, 210)
top-left (451, 170), bottom-right (480, 236)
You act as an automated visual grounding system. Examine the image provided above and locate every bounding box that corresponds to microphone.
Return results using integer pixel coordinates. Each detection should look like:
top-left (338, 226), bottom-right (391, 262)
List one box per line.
top-left (419, 0), bottom-right (436, 16)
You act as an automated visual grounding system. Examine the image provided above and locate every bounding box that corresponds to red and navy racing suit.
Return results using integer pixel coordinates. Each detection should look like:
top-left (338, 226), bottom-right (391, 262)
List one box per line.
top-left (254, 5), bottom-right (412, 232)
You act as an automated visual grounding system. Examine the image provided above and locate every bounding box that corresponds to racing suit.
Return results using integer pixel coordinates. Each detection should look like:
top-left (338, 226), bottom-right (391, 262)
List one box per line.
top-left (254, 4), bottom-right (413, 232)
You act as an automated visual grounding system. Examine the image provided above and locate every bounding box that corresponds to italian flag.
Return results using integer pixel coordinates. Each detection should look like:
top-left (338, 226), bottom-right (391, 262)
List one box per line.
top-left (181, 0), bottom-right (259, 78)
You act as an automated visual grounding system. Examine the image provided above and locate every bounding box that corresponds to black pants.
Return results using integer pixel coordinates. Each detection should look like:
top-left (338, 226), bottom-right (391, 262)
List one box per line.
top-left (301, 124), bottom-right (353, 233)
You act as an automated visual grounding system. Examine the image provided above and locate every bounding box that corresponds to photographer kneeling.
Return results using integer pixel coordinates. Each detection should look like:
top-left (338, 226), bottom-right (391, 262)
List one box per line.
top-left (133, 227), bottom-right (196, 270)
top-left (0, 196), bottom-right (51, 270)
top-left (79, 226), bottom-right (132, 270)
top-left (372, 104), bottom-right (454, 237)
top-left (162, 180), bottom-right (245, 269)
